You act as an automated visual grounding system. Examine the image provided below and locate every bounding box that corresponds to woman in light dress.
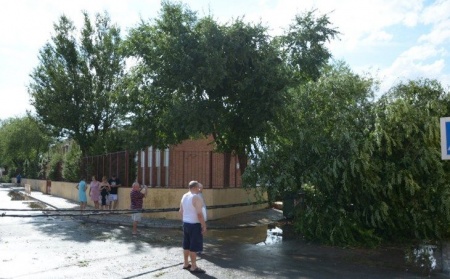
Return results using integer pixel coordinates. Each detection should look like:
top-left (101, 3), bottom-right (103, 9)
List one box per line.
top-left (76, 178), bottom-right (87, 212)
top-left (89, 175), bottom-right (100, 210)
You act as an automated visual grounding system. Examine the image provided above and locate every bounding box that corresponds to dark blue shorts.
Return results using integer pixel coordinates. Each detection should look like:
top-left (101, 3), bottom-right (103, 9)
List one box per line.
top-left (101, 194), bottom-right (109, 205)
top-left (182, 222), bottom-right (203, 252)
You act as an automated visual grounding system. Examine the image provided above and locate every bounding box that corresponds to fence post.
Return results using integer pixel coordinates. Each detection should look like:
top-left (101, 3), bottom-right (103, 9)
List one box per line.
top-left (209, 151), bottom-right (213, 188)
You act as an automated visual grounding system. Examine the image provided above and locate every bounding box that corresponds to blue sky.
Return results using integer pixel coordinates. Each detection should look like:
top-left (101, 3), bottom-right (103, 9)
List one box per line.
top-left (1, 0), bottom-right (449, 120)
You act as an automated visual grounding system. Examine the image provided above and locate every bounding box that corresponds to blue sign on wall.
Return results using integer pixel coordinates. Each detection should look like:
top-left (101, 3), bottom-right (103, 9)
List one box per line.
top-left (446, 122), bottom-right (450, 155)
top-left (440, 117), bottom-right (450, 159)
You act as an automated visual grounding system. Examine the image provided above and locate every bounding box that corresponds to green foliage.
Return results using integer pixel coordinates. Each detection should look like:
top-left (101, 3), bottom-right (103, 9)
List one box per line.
top-left (245, 62), bottom-right (379, 246)
top-left (62, 142), bottom-right (82, 182)
top-left (88, 127), bottom-right (135, 155)
top-left (28, 11), bottom-right (126, 156)
top-left (245, 64), bottom-right (450, 246)
top-left (125, 2), bottom-right (338, 175)
top-left (37, 152), bottom-right (50, 179)
top-left (0, 116), bottom-right (52, 178)
top-left (48, 151), bottom-right (63, 181)
top-left (372, 79), bottom-right (450, 241)
top-left (279, 9), bottom-right (340, 84)
top-left (294, 184), bottom-right (381, 247)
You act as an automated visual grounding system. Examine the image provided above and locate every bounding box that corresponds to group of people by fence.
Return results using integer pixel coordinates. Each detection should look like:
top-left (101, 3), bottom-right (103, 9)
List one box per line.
top-left (76, 174), bottom-right (121, 212)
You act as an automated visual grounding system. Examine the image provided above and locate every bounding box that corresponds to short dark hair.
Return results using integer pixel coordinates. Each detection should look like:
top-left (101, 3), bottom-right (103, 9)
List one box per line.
top-left (188, 180), bottom-right (199, 189)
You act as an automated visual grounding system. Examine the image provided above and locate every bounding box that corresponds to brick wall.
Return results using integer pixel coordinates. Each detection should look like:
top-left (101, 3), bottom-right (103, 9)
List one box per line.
top-left (137, 137), bottom-right (242, 188)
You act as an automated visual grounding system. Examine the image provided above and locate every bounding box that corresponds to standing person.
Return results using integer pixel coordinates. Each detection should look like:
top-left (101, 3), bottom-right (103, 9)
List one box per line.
top-left (179, 180), bottom-right (207, 274)
top-left (130, 181), bottom-right (147, 235)
top-left (89, 175), bottom-right (100, 210)
top-left (108, 174), bottom-right (121, 210)
top-left (99, 176), bottom-right (111, 210)
top-left (16, 173), bottom-right (21, 186)
top-left (76, 178), bottom-right (87, 212)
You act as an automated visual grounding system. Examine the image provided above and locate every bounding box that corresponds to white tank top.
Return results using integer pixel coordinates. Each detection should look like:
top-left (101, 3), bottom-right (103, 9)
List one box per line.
top-left (182, 192), bottom-right (199, 223)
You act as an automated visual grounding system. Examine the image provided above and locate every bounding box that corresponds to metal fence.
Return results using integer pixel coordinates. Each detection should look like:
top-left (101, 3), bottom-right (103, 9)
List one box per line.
top-left (82, 149), bottom-right (242, 189)
top-left (172, 150), bottom-right (242, 188)
top-left (81, 151), bottom-right (133, 187)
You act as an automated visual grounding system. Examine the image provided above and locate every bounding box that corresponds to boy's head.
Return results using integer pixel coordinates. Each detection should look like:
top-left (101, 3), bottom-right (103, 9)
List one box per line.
top-left (132, 182), bottom-right (140, 190)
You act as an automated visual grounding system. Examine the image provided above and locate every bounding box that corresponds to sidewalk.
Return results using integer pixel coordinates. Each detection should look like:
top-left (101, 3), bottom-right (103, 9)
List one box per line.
top-left (5, 184), bottom-right (284, 230)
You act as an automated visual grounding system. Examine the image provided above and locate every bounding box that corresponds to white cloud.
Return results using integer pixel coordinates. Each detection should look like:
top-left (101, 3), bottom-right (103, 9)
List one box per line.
top-left (363, 31), bottom-right (393, 44)
top-left (418, 19), bottom-right (450, 45)
top-left (401, 44), bottom-right (441, 61)
top-left (421, 0), bottom-right (450, 24)
top-left (418, 0), bottom-right (450, 47)
top-left (371, 0), bottom-right (450, 94)
top-left (381, 59), bottom-right (445, 91)
top-left (380, 44), bottom-right (446, 94)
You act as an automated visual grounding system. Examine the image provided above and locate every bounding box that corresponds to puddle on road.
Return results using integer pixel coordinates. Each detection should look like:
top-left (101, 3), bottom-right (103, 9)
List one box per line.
top-left (8, 190), bottom-right (29, 201)
top-left (257, 225), bottom-right (283, 245)
top-left (28, 201), bottom-right (47, 209)
top-left (206, 223), bottom-right (292, 245)
top-left (8, 190), bottom-right (49, 210)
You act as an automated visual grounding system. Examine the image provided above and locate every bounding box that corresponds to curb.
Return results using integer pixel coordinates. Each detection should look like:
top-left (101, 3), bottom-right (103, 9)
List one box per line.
top-left (3, 184), bottom-right (284, 230)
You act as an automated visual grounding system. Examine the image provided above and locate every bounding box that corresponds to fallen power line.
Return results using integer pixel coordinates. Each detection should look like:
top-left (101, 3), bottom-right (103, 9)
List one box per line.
top-left (0, 201), bottom-right (268, 218)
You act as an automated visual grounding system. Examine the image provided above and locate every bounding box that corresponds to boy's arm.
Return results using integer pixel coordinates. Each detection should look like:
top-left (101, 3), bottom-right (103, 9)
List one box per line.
top-left (140, 185), bottom-right (147, 197)
top-left (179, 201), bottom-right (183, 218)
top-left (193, 196), bottom-right (207, 233)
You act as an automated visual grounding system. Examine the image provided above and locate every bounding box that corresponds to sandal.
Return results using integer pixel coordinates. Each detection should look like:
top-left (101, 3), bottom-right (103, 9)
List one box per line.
top-left (190, 267), bottom-right (206, 273)
top-left (182, 264), bottom-right (191, 270)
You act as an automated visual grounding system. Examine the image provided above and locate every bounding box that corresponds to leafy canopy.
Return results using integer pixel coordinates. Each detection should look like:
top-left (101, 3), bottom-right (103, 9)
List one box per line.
top-left (28, 11), bottom-right (126, 156)
top-left (124, 1), bottom-right (338, 174)
top-left (0, 116), bottom-right (52, 178)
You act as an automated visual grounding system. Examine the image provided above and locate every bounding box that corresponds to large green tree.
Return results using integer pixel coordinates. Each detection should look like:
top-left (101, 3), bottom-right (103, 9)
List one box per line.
top-left (125, 2), bottom-right (286, 175)
top-left (244, 62), bottom-right (380, 246)
top-left (28, 11), bottom-right (126, 156)
top-left (124, 1), bottom-right (338, 176)
top-left (0, 116), bottom-right (52, 178)
top-left (245, 70), bottom-right (450, 246)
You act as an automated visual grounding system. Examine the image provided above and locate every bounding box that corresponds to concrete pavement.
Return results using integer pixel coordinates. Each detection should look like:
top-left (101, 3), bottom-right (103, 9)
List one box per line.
top-left (1, 183), bottom-right (284, 230)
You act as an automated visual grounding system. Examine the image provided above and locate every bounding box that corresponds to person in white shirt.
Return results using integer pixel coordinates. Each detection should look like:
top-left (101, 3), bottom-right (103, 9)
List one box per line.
top-left (179, 180), bottom-right (207, 274)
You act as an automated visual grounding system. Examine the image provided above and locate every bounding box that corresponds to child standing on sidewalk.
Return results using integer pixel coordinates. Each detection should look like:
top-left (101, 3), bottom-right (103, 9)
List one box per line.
top-left (99, 176), bottom-right (111, 210)
top-left (130, 182), bottom-right (147, 235)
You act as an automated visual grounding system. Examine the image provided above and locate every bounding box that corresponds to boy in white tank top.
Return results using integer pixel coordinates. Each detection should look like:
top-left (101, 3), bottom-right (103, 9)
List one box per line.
top-left (179, 180), bottom-right (207, 273)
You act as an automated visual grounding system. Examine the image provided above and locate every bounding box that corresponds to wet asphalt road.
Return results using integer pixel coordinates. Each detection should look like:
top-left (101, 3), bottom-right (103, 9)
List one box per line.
top-left (1, 186), bottom-right (449, 279)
